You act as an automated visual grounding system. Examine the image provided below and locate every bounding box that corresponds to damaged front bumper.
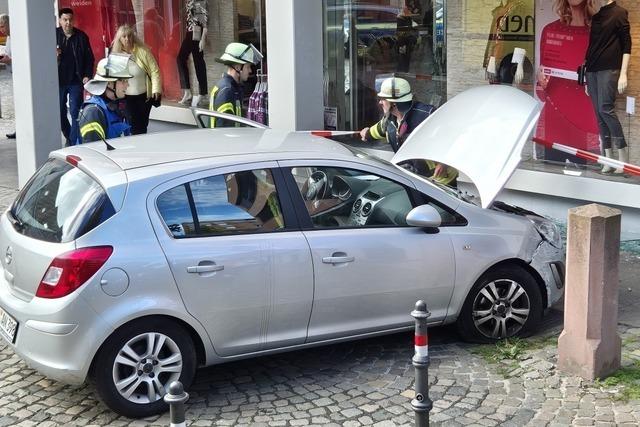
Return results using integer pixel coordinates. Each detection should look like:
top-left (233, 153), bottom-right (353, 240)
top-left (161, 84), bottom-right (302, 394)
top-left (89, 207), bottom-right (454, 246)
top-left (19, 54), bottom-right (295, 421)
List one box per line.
top-left (530, 239), bottom-right (565, 308)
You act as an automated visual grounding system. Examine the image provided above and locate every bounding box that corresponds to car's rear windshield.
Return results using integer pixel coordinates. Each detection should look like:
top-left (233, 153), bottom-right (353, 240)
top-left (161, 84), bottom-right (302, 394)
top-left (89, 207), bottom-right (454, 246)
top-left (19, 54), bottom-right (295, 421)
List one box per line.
top-left (9, 158), bottom-right (115, 243)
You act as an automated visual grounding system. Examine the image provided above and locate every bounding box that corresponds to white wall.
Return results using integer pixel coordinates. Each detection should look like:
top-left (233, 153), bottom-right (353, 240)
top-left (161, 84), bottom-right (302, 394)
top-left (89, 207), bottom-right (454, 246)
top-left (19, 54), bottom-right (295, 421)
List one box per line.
top-left (265, 0), bottom-right (323, 130)
top-left (9, 0), bottom-right (61, 187)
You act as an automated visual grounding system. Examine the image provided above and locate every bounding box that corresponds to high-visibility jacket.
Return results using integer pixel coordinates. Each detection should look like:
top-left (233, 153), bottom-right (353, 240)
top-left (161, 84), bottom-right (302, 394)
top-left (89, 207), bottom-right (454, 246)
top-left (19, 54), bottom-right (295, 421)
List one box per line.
top-left (364, 101), bottom-right (458, 186)
top-left (209, 73), bottom-right (243, 128)
top-left (77, 95), bottom-right (131, 144)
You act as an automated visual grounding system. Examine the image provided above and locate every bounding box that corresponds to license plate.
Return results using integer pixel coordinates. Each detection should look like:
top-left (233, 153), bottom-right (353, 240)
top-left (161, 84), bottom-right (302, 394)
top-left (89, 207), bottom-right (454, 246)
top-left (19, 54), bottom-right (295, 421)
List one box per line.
top-left (0, 307), bottom-right (17, 344)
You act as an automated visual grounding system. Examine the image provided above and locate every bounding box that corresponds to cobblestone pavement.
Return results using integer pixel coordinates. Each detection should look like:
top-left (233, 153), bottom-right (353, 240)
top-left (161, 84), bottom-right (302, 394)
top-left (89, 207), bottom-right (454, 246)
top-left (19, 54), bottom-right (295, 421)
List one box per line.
top-left (0, 73), bottom-right (639, 426)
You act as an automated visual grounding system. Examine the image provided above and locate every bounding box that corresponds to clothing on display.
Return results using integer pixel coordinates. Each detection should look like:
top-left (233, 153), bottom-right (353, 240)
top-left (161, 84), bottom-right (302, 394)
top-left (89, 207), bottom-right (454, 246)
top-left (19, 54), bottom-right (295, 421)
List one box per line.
top-left (247, 73), bottom-right (268, 126)
top-left (584, 0), bottom-right (631, 172)
top-left (177, 0), bottom-right (209, 99)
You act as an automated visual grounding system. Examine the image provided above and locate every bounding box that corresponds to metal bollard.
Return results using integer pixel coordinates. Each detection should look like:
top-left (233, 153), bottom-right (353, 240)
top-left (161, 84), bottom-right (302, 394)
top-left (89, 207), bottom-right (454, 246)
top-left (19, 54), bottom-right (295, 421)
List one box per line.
top-left (411, 300), bottom-right (432, 427)
top-left (164, 380), bottom-right (189, 427)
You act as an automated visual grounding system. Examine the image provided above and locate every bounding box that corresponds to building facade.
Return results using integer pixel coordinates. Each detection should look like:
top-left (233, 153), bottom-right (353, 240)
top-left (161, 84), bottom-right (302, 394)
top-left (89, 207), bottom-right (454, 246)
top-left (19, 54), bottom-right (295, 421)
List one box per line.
top-left (7, 0), bottom-right (640, 235)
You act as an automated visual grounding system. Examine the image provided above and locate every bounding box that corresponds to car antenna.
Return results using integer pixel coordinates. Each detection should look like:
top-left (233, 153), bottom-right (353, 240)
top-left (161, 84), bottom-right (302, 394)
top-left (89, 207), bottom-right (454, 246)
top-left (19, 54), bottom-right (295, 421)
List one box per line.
top-left (103, 138), bottom-right (116, 151)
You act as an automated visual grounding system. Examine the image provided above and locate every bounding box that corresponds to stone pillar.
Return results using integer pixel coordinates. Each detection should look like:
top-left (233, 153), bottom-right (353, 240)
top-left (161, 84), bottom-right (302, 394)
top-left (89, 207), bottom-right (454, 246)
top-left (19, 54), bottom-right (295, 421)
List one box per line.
top-left (9, 0), bottom-right (61, 188)
top-left (265, 0), bottom-right (323, 130)
top-left (557, 204), bottom-right (621, 380)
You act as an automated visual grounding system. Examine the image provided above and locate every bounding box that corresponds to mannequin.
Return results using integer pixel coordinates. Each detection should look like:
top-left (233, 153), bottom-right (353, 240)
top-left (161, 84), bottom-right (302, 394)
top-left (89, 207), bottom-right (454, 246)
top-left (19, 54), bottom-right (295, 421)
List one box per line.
top-left (483, 0), bottom-right (533, 85)
top-left (177, 0), bottom-right (209, 106)
top-left (535, 0), bottom-right (601, 164)
top-left (585, 0), bottom-right (631, 174)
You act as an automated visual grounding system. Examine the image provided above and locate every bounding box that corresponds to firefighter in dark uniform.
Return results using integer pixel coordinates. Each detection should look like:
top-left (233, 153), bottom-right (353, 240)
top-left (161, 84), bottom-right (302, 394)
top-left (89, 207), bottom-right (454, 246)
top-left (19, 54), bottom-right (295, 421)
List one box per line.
top-left (209, 42), bottom-right (263, 127)
top-left (360, 77), bottom-right (458, 187)
top-left (78, 54), bottom-right (132, 144)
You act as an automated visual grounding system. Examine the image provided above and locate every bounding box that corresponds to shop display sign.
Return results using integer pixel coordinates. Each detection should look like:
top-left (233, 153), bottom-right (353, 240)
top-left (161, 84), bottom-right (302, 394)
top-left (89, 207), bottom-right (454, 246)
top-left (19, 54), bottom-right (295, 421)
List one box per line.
top-left (535, 0), bottom-right (638, 174)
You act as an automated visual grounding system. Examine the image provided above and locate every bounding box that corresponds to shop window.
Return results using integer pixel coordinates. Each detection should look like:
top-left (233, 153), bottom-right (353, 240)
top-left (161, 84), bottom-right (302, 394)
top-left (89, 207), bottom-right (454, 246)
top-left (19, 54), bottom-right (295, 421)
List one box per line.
top-left (322, 0), bottom-right (447, 132)
top-left (58, 0), bottom-right (267, 108)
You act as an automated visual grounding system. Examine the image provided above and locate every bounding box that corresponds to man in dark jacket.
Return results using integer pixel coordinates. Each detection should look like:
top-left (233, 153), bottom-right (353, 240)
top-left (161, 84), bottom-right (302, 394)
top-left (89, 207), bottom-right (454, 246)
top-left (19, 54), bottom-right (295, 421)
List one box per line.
top-left (56, 8), bottom-right (94, 146)
top-left (360, 76), bottom-right (458, 187)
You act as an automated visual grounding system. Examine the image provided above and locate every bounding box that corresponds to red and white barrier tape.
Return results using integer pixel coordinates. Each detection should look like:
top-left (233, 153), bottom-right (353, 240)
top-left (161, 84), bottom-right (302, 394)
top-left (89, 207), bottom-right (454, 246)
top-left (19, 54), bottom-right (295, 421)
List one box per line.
top-left (414, 333), bottom-right (428, 357)
top-left (533, 137), bottom-right (640, 176)
top-left (309, 130), bottom-right (360, 137)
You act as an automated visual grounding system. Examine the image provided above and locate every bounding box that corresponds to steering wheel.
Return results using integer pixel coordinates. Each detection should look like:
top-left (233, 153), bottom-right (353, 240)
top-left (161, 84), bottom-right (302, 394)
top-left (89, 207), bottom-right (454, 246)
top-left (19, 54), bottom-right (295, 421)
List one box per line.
top-left (303, 171), bottom-right (328, 201)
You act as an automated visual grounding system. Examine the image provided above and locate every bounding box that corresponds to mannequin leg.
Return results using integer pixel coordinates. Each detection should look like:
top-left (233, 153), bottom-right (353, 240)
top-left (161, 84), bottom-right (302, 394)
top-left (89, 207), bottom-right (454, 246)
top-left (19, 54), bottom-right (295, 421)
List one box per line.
top-left (587, 70), bottom-right (617, 173)
top-left (614, 147), bottom-right (628, 175)
top-left (179, 89), bottom-right (192, 105)
top-left (602, 148), bottom-right (614, 173)
top-left (177, 33), bottom-right (193, 105)
top-left (191, 40), bottom-right (208, 96)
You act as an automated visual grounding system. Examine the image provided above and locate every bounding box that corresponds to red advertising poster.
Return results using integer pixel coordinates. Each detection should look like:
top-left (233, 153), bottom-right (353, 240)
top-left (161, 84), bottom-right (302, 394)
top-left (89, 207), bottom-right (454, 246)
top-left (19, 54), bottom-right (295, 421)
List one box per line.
top-left (142, 0), bottom-right (183, 100)
top-left (534, 1), bottom-right (600, 163)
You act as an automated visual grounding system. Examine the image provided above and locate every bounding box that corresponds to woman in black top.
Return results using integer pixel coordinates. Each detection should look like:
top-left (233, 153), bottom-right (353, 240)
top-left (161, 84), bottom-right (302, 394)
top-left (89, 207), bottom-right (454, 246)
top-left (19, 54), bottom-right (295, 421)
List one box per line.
top-left (584, 0), bottom-right (631, 174)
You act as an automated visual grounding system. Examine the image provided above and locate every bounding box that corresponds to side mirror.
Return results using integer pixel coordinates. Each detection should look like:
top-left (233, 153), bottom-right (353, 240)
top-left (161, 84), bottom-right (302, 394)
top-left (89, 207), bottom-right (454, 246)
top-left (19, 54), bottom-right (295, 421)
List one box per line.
top-left (406, 204), bottom-right (442, 228)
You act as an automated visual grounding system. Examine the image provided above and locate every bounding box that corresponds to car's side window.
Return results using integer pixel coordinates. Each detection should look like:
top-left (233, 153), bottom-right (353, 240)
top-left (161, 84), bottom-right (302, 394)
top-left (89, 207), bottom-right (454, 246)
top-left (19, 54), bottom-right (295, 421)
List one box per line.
top-left (157, 169), bottom-right (284, 238)
top-left (289, 166), bottom-right (414, 229)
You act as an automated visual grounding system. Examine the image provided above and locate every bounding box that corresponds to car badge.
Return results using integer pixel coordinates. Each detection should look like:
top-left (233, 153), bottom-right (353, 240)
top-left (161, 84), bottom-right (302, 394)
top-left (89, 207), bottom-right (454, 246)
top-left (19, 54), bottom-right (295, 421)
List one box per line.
top-left (5, 246), bottom-right (12, 265)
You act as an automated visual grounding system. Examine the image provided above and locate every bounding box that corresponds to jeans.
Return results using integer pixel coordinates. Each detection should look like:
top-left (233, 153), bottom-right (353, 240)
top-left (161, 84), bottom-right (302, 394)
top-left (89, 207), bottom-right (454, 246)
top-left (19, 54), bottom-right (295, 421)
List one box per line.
top-left (59, 84), bottom-right (84, 145)
top-left (586, 69), bottom-right (627, 150)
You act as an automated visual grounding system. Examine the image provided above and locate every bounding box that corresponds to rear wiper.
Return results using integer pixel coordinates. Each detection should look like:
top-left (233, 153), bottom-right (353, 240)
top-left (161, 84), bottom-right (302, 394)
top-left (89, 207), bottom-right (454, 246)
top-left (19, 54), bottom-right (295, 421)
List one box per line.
top-left (7, 209), bottom-right (25, 232)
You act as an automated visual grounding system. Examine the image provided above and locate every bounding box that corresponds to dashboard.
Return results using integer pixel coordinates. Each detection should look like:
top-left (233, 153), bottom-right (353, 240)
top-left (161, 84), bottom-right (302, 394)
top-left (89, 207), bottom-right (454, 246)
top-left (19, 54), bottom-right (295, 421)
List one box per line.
top-left (312, 174), bottom-right (412, 227)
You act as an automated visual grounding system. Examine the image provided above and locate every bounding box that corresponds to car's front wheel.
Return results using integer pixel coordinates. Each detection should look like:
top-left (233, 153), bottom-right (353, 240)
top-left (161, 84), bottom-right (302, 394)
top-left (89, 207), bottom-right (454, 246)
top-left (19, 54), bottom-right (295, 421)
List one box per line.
top-left (457, 266), bottom-right (543, 343)
top-left (92, 318), bottom-right (196, 418)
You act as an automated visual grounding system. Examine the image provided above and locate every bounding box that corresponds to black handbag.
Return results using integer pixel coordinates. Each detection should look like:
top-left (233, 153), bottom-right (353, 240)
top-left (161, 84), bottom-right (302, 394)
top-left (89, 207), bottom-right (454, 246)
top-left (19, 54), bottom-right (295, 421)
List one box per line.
top-left (577, 64), bottom-right (587, 86)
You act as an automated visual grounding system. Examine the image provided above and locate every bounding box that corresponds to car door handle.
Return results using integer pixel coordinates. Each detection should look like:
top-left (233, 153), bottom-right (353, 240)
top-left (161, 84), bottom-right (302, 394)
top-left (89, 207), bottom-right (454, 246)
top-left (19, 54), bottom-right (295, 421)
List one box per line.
top-left (186, 264), bottom-right (224, 273)
top-left (322, 256), bottom-right (355, 264)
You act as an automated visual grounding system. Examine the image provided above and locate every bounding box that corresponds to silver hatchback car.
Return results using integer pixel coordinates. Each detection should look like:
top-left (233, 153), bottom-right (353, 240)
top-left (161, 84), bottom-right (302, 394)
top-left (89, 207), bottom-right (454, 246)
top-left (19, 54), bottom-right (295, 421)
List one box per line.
top-left (0, 86), bottom-right (563, 417)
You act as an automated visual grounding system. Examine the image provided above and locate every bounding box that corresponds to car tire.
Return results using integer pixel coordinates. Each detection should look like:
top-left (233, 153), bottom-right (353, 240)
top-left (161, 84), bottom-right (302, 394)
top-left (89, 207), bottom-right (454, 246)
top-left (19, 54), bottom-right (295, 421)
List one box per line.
top-left (92, 318), bottom-right (196, 418)
top-left (457, 266), bottom-right (543, 343)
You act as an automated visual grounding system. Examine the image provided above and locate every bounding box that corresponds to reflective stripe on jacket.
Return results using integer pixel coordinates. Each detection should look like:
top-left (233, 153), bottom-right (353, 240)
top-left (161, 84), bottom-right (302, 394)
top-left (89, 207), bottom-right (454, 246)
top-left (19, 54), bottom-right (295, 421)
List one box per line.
top-left (78, 95), bottom-right (131, 144)
top-left (209, 73), bottom-right (243, 128)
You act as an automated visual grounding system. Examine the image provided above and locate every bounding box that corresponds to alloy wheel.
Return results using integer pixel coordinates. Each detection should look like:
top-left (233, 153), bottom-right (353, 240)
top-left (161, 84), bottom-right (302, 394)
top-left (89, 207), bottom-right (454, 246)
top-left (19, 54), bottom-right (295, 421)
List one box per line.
top-left (112, 332), bottom-right (183, 404)
top-left (471, 278), bottom-right (531, 339)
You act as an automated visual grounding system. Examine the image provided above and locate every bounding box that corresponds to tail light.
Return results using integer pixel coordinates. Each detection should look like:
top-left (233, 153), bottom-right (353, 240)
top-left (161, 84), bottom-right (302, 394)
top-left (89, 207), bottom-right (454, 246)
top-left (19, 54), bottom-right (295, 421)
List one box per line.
top-left (36, 246), bottom-right (113, 299)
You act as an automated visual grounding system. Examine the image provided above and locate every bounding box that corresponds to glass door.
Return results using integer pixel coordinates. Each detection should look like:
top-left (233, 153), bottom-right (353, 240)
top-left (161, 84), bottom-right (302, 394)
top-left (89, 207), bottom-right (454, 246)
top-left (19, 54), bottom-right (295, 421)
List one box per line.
top-left (323, 0), bottom-right (448, 132)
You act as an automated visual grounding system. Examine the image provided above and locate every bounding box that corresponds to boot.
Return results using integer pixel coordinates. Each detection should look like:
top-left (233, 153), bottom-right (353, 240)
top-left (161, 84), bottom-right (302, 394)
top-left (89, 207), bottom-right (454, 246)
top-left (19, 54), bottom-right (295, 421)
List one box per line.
top-left (601, 148), bottom-right (614, 174)
top-left (178, 89), bottom-right (192, 106)
top-left (614, 147), bottom-right (628, 174)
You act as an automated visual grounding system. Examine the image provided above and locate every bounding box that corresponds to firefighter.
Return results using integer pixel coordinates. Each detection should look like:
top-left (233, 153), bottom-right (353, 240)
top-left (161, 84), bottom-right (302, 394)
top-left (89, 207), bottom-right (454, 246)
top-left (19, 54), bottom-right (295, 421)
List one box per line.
top-left (78, 53), bottom-right (132, 144)
top-left (209, 42), bottom-right (263, 127)
top-left (360, 76), bottom-right (458, 187)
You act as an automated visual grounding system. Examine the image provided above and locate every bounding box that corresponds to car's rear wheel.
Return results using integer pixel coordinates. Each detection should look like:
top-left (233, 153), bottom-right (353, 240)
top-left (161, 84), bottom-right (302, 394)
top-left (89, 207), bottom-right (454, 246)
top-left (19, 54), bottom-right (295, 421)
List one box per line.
top-left (457, 266), bottom-right (543, 343)
top-left (93, 319), bottom-right (196, 418)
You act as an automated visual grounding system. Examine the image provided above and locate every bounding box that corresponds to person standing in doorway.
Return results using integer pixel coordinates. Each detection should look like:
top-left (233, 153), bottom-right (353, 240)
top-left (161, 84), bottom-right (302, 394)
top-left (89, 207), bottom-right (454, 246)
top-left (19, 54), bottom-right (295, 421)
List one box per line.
top-left (0, 14), bottom-right (15, 139)
top-left (56, 7), bottom-right (94, 146)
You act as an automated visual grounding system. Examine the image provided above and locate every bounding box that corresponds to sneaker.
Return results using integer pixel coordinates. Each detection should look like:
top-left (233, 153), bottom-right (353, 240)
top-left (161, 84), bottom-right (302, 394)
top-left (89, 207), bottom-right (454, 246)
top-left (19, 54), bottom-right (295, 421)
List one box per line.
top-left (5, 132), bottom-right (15, 139)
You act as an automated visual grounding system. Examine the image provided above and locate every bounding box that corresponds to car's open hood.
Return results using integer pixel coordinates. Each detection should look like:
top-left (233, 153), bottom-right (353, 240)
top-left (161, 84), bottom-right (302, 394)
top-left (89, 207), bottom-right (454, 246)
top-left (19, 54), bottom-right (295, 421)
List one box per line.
top-left (391, 85), bottom-right (541, 208)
